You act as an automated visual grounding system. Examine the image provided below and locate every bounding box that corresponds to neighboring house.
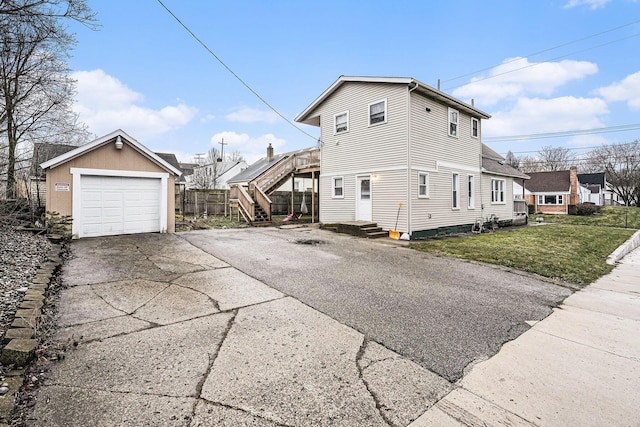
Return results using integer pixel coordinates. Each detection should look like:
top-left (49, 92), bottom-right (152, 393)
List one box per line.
top-left (294, 76), bottom-right (528, 239)
top-left (17, 142), bottom-right (77, 207)
top-left (40, 129), bottom-right (182, 238)
top-left (191, 160), bottom-right (249, 190)
top-left (578, 172), bottom-right (622, 206)
top-left (523, 167), bottom-right (590, 214)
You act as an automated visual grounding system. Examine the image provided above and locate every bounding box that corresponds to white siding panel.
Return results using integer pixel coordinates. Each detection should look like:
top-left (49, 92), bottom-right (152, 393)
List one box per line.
top-left (481, 174), bottom-right (515, 221)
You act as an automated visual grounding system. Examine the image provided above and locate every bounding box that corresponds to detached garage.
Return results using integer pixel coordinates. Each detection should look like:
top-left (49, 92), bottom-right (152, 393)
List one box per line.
top-left (40, 129), bottom-right (181, 238)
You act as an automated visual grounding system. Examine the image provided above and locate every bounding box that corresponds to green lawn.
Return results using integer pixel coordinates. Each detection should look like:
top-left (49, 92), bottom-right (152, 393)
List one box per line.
top-left (538, 205), bottom-right (640, 229)
top-left (410, 224), bottom-right (635, 286)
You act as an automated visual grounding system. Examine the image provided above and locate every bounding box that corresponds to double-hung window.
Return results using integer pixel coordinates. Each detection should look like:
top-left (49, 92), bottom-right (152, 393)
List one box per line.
top-left (491, 179), bottom-right (505, 203)
top-left (452, 173), bottom-right (460, 209)
top-left (471, 118), bottom-right (479, 138)
top-left (418, 172), bottom-right (429, 198)
top-left (369, 99), bottom-right (387, 125)
top-left (448, 108), bottom-right (459, 137)
top-left (332, 177), bottom-right (344, 198)
top-left (335, 111), bottom-right (348, 134)
top-left (468, 175), bottom-right (475, 208)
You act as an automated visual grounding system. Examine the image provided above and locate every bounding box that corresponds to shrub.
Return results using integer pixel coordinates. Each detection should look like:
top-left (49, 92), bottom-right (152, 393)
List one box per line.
top-left (568, 204), bottom-right (578, 215)
top-left (576, 203), bottom-right (601, 216)
top-left (528, 204), bottom-right (536, 215)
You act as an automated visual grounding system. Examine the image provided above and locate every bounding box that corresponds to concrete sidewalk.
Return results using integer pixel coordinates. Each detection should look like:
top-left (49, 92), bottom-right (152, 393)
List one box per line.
top-left (411, 248), bottom-right (640, 426)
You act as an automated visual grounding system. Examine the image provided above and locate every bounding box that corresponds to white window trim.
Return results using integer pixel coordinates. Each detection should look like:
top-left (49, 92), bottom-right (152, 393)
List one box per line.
top-left (491, 178), bottom-right (506, 205)
top-left (468, 175), bottom-right (475, 209)
top-left (418, 171), bottom-right (429, 198)
top-left (448, 107), bottom-right (459, 138)
top-left (368, 98), bottom-right (387, 126)
top-left (471, 117), bottom-right (479, 139)
top-left (537, 194), bottom-right (565, 205)
top-left (452, 173), bottom-right (460, 209)
top-left (334, 111), bottom-right (349, 134)
top-left (332, 176), bottom-right (344, 199)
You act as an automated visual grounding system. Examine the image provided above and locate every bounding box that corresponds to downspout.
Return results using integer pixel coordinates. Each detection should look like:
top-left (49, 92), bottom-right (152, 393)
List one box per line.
top-left (407, 81), bottom-right (419, 236)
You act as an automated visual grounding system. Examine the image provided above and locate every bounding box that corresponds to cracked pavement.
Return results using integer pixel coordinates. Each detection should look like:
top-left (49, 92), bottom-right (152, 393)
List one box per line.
top-left (30, 233), bottom-right (452, 426)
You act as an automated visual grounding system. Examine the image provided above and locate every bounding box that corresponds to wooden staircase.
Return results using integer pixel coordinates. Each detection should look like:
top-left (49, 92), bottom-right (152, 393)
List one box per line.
top-left (230, 148), bottom-right (320, 227)
top-left (336, 221), bottom-right (388, 239)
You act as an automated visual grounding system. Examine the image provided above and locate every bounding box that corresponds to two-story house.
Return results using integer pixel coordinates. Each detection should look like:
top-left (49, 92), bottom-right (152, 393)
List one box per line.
top-left (294, 76), bottom-right (528, 239)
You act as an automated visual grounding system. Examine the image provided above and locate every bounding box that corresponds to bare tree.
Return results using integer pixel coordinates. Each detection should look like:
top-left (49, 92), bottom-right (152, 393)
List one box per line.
top-left (586, 141), bottom-right (640, 206)
top-left (518, 155), bottom-right (543, 173)
top-left (191, 147), bottom-right (222, 190)
top-left (537, 145), bottom-right (575, 171)
top-left (0, 0), bottom-right (95, 199)
top-left (227, 150), bottom-right (245, 163)
top-left (504, 150), bottom-right (520, 170)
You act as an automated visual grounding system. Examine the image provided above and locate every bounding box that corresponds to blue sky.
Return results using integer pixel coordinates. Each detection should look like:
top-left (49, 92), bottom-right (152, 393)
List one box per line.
top-left (67, 0), bottom-right (640, 164)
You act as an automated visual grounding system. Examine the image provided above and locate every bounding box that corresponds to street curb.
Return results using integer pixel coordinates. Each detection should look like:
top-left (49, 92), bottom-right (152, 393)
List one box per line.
top-left (606, 230), bottom-right (640, 265)
top-left (0, 242), bottom-right (63, 424)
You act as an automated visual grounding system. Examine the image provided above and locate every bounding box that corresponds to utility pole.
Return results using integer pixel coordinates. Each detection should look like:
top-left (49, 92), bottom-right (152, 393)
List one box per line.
top-left (218, 138), bottom-right (227, 162)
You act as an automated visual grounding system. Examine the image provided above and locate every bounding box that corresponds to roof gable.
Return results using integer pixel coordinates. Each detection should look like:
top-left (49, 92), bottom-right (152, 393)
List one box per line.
top-left (40, 129), bottom-right (182, 176)
top-left (578, 172), bottom-right (605, 187)
top-left (294, 76), bottom-right (491, 125)
top-left (525, 170), bottom-right (571, 192)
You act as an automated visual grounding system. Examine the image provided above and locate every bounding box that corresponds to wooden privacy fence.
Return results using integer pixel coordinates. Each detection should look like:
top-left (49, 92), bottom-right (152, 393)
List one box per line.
top-left (176, 188), bottom-right (319, 217)
top-left (176, 189), bottom-right (230, 216)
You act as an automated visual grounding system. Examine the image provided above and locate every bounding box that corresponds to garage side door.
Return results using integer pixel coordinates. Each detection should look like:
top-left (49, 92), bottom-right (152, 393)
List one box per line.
top-left (80, 175), bottom-right (162, 238)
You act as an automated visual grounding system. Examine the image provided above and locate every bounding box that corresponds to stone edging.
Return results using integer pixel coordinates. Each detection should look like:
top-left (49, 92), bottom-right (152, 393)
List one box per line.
top-left (0, 242), bottom-right (63, 425)
top-left (607, 230), bottom-right (640, 265)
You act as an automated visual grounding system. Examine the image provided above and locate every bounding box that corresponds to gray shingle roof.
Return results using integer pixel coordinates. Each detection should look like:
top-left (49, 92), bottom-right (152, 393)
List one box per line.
top-left (481, 144), bottom-right (529, 179)
top-left (31, 143), bottom-right (77, 177)
top-left (525, 170), bottom-right (571, 192)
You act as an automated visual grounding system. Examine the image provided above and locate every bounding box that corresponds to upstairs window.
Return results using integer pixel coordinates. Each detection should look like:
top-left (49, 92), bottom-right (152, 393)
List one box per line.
top-left (448, 108), bottom-right (459, 137)
top-left (471, 117), bottom-right (479, 138)
top-left (335, 111), bottom-right (349, 134)
top-left (369, 99), bottom-right (387, 125)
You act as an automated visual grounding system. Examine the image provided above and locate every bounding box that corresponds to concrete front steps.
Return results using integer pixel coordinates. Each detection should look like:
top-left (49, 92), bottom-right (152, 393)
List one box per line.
top-left (335, 221), bottom-right (388, 239)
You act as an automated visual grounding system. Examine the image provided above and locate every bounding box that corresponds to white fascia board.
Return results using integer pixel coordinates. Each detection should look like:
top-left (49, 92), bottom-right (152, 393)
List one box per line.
top-left (41, 129), bottom-right (182, 176)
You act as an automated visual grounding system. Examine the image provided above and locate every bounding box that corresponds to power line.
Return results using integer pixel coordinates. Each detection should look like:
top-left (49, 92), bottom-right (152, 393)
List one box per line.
top-left (155, 0), bottom-right (318, 142)
top-left (444, 32), bottom-right (640, 91)
top-left (442, 19), bottom-right (640, 84)
top-left (485, 124), bottom-right (640, 142)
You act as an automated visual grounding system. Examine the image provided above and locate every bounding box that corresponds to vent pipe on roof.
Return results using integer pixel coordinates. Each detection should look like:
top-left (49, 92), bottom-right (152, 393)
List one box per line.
top-left (267, 143), bottom-right (274, 162)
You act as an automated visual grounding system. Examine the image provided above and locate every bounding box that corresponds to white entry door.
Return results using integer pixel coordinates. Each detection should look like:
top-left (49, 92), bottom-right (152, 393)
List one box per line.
top-left (356, 176), bottom-right (372, 221)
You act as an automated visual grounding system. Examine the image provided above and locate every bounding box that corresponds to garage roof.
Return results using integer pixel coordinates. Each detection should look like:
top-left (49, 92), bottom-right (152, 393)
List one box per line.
top-left (40, 129), bottom-right (182, 176)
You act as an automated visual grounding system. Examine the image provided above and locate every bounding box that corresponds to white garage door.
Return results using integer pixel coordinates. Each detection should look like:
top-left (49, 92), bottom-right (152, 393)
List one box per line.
top-left (79, 175), bottom-right (162, 238)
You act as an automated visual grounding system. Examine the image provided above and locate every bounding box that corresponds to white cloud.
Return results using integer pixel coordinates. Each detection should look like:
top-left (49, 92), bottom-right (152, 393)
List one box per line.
top-left (452, 57), bottom-right (598, 106)
top-left (72, 69), bottom-right (198, 140)
top-left (225, 107), bottom-right (281, 124)
top-left (564, 0), bottom-right (611, 9)
top-left (484, 96), bottom-right (609, 137)
top-left (596, 70), bottom-right (640, 110)
top-left (209, 131), bottom-right (286, 164)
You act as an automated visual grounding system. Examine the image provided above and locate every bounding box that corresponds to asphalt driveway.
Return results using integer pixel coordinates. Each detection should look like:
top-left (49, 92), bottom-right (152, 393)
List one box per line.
top-left (182, 226), bottom-right (572, 381)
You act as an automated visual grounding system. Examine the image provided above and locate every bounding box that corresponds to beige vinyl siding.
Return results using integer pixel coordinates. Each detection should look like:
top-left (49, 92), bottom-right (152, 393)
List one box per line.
top-left (409, 92), bottom-right (481, 171)
top-left (409, 91), bottom-right (483, 232)
top-left (480, 173), bottom-right (515, 221)
top-left (319, 174), bottom-right (355, 223)
top-left (318, 82), bottom-right (408, 175)
top-left (411, 167), bottom-right (480, 230)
